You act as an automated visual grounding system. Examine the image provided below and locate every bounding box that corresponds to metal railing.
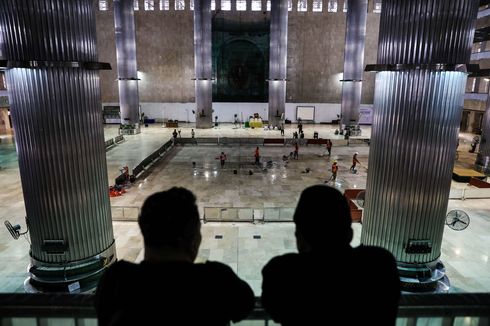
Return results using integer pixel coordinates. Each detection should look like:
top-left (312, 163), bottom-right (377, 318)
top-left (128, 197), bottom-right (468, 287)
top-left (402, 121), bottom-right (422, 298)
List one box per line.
top-left (449, 187), bottom-right (490, 200)
top-left (111, 206), bottom-right (140, 222)
top-left (203, 207), bottom-right (294, 223)
top-left (174, 137), bottom-right (349, 147)
top-left (105, 135), bottom-right (125, 151)
top-left (0, 293), bottom-right (489, 326)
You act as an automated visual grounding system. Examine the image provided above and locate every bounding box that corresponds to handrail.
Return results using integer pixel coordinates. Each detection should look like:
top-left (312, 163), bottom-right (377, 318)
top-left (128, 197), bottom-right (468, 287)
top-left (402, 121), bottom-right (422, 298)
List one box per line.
top-left (0, 293), bottom-right (489, 324)
top-left (203, 207), bottom-right (295, 223)
top-left (105, 135), bottom-right (124, 151)
top-left (111, 206), bottom-right (140, 221)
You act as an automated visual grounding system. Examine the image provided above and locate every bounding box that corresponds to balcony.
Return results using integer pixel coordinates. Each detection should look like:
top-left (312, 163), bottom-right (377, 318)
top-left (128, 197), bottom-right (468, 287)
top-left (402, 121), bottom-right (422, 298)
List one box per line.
top-left (0, 293), bottom-right (489, 325)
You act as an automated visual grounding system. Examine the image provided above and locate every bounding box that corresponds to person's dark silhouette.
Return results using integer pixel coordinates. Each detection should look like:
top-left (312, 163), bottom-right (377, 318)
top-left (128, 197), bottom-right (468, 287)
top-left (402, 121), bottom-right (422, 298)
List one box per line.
top-left (95, 187), bottom-right (255, 326)
top-left (261, 185), bottom-right (400, 326)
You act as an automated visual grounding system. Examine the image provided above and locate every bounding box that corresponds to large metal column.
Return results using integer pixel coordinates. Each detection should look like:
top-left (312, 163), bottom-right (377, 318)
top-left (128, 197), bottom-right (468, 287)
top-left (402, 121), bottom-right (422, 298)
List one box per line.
top-left (340, 0), bottom-right (367, 132)
top-left (268, 0), bottom-right (288, 128)
top-left (476, 94), bottom-right (490, 174)
top-left (194, 0), bottom-right (213, 128)
top-left (361, 0), bottom-right (479, 292)
top-left (114, 0), bottom-right (141, 134)
top-left (0, 0), bottom-right (116, 292)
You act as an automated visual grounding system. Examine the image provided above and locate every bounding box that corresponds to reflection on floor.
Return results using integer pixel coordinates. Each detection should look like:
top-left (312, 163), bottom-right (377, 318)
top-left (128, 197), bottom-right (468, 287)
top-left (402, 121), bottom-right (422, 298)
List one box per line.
top-left (0, 124), bottom-right (489, 295)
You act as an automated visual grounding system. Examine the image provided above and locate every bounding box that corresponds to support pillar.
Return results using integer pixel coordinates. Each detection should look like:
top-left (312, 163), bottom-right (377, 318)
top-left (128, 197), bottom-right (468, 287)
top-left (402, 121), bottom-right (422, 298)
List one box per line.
top-left (114, 0), bottom-right (141, 134)
top-left (476, 95), bottom-right (490, 174)
top-left (361, 0), bottom-right (479, 292)
top-left (0, 0), bottom-right (116, 292)
top-left (194, 0), bottom-right (213, 128)
top-left (268, 0), bottom-right (288, 128)
top-left (340, 0), bottom-right (367, 134)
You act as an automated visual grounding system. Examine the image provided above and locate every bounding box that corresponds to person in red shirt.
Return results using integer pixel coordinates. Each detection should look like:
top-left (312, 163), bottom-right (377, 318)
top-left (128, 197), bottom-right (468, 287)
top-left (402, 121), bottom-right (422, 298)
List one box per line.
top-left (326, 139), bottom-right (332, 156)
top-left (350, 152), bottom-right (360, 173)
top-left (220, 152), bottom-right (227, 168)
top-left (255, 147), bottom-right (260, 165)
top-left (331, 160), bottom-right (338, 182)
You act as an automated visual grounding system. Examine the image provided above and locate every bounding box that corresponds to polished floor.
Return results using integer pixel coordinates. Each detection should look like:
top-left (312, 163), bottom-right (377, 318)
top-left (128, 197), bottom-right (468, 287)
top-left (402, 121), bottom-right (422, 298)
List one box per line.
top-left (0, 124), bottom-right (489, 295)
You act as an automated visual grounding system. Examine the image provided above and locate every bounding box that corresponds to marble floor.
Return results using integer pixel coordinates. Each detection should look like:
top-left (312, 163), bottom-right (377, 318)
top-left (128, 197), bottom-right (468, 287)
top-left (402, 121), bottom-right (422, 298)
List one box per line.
top-left (0, 124), bottom-right (489, 295)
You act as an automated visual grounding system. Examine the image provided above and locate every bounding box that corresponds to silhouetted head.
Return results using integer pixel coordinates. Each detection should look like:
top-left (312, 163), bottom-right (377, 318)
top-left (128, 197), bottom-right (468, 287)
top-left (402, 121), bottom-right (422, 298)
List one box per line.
top-left (293, 185), bottom-right (352, 252)
top-left (139, 187), bottom-right (201, 260)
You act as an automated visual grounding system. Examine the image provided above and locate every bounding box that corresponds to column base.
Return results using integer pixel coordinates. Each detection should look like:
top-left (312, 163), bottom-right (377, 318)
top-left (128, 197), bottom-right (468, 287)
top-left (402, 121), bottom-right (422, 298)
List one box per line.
top-left (398, 260), bottom-right (450, 293)
top-left (120, 124), bottom-right (141, 135)
top-left (24, 242), bottom-right (116, 293)
top-left (343, 124), bottom-right (362, 137)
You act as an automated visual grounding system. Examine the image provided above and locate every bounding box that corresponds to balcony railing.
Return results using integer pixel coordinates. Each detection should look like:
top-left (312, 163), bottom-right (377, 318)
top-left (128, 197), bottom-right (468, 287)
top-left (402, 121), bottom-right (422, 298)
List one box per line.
top-left (0, 293), bottom-right (489, 325)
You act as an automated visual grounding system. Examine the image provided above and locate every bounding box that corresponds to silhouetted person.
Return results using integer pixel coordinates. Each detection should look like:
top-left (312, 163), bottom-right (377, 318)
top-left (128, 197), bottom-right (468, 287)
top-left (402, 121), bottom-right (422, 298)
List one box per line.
top-left (350, 151), bottom-right (361, 172)
top-left (326, 139), bottom-right (332, 156)
top-left (261, 185), bottom-right (400, 326)
top-left (95, 187), bottom-right (255, 326)
top-left (220, 151), bottom-right (227, 168)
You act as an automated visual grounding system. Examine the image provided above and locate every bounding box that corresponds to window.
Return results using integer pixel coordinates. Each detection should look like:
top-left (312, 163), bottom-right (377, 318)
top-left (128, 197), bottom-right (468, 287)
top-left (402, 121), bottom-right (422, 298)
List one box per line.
top-left (189, 0), bottom-right (194, 10)
top-left (212, 0), bottom-right (216, 10)
top-left (266, 0), bottom-right (271, 11)
top-left (298, 0), bottom-right (307, 12)
top-left (144, 0), bottom-right (154, 10)
top-left (327, 0), bottom-right (337, 12)
top-left (99, 0), bottom-right (108, 11)
top-left (160, 0), bottom-right (169, 10)
top-left (343, 0), bottom-right (347, 12)
top-left (175, 0), bottom-right (185, 10)
top-left (313, 0), bottom-right (322, 12)
top-left (134, 0), bottom-right (139, 10)
top-left (237, 0), bottom-right (246, 11)
top-left (251, 0), bottom-right (261, 11)
top-left (373, 0), bottom-right (381, 13)
top-left (221, 0), bottom-right (231, 10)
top-left (288, 0), bottom-right (292, 11)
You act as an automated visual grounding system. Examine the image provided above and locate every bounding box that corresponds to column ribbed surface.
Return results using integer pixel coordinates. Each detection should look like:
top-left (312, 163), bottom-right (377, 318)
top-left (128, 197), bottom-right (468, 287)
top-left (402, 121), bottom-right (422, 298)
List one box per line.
top-left (476, 96), bottom-right (490, 174)
top-left (0, 0), bottom-right (114, 265)
top-left (377, 0), bottom-right (478, 65)
top-left (114, 0), bottom-right (140, 128)
top-left (341, 0), bottom-right (367, 127)
top-left (0, 1), bottom-right (98, 62)
top-left (361, 0), bottom-right (478, 269)
top-left (268, 0), bottom-right (288, 128)
top-left (194, 0), bottom-right (213, 128)
top-left (362, 70), bottom-right (465, 262)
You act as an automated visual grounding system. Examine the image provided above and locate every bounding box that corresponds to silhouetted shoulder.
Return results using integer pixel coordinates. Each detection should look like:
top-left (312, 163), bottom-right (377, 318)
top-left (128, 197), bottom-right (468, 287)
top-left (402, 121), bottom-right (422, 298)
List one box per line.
top-left (202, 261), bottom-right (255, 323)
top-left (353, 245), bottom-right (399, 275)
top-left (263, 253), bottom-right (300, 272)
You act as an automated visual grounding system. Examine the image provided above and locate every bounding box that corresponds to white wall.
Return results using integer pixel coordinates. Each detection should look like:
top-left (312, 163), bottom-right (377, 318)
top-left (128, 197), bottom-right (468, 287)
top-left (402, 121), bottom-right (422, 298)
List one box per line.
top-left (102, 102), bottom-right (372, 124)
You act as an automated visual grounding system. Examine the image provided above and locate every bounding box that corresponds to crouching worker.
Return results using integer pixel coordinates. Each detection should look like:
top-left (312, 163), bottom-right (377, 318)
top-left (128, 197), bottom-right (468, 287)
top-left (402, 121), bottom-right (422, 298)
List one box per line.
top-left (96, 187), bottom-right (255, 325)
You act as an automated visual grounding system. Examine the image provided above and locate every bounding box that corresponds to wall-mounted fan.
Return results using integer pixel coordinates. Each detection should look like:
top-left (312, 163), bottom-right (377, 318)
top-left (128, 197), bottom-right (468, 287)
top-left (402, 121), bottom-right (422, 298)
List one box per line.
top-left (445, 210), bottom-right (470, 231)
top-left (4, 220), bottom-right (28, 240)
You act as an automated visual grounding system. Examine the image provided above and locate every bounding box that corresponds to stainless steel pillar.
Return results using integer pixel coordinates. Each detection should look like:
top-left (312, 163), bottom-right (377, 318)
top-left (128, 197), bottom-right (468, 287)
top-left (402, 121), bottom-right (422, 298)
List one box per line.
top-left (268, 0), bottom-right (288, 128)
top-left (0, 0), bottom-right (116, 292)
top-left (361, 0), bottom-right (479, 292)
top-left (194, 0), bottom-right (213, 128)
top-left (476, 95), bottom-right (490, 174)
top-left (114, 0), bottom-right (141, 134)
top-left (340, 0), bottom-right (367, 132)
